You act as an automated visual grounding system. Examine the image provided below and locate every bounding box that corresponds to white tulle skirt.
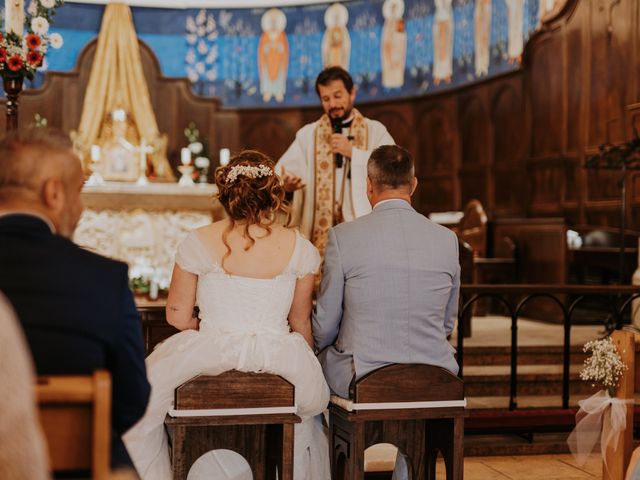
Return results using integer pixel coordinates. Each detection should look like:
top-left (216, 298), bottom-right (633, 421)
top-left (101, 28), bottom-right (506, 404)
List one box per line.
top-left (123, 328), bottom-right (331, 480)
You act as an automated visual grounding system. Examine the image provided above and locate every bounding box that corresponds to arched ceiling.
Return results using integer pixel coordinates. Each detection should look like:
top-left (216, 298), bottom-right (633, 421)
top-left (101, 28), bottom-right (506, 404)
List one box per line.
top-left (67, 0), bottom-right (334, 8)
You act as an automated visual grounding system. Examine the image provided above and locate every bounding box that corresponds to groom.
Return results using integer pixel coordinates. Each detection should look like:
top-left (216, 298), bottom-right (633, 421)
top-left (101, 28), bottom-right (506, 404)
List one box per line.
top-left (313, 145), bottom-right (460, 398)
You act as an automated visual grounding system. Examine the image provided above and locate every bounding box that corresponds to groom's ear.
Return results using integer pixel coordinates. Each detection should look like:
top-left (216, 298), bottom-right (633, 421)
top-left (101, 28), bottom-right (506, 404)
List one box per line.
top-left (410, 177), bottom-right (418, 196)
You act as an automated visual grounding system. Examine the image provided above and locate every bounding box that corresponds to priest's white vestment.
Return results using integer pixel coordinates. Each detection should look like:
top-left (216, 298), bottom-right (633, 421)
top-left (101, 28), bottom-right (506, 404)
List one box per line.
top-left (277, 117), bottom-right (394, 241)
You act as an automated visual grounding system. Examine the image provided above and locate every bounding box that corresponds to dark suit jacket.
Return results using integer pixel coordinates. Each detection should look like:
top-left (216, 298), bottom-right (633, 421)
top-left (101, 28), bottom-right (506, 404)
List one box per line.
top-left (0, 213), bottom-right (150, 469)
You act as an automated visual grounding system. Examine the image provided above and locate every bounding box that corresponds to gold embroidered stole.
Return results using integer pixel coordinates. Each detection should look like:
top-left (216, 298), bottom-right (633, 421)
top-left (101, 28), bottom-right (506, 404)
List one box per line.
top-left (312, 108), bottom-right (368, 257)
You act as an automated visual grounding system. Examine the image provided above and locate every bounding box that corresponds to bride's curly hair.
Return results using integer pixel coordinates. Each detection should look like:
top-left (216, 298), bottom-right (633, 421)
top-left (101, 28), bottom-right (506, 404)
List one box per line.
top-left (214, 150), bottom-right (291, 267)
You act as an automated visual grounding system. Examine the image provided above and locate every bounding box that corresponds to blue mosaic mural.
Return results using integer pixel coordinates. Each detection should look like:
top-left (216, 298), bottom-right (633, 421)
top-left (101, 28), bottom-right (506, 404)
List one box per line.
top-left (25, 0), bottom-right (546, 108)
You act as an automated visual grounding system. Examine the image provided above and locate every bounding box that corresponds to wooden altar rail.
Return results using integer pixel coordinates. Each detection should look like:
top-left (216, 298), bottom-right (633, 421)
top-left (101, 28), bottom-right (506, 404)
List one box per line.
top-left (457, 284), bottom-right (640, 411)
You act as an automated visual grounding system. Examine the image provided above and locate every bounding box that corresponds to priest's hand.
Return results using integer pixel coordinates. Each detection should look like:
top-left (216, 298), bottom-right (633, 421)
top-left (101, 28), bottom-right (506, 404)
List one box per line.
top-left (281, 167), bottom-right (306, 192)
top-left (331, 133), bottom-right (353, 158)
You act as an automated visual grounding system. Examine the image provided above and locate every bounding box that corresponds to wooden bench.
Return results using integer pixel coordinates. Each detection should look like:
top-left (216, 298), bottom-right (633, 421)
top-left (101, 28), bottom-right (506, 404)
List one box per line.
top-left (164, 370), bottom-right (301, 480)
top-left (329, 364), bottom-right (465, 480)
top-left (36, 370), bottom-right (111, 480)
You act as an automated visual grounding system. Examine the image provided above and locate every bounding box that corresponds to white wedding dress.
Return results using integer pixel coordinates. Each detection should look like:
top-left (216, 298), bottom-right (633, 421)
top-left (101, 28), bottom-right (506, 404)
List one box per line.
top-left (124, 230), bottom-right (331, 480)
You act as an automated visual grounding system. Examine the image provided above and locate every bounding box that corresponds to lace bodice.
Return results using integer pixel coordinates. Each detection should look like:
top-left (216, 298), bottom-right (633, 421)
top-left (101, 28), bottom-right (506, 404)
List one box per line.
top-left (175, 229), bottom-right (320, 336)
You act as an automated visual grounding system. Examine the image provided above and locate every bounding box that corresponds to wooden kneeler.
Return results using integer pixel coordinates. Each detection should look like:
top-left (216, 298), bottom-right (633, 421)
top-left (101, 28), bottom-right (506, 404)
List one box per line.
top-left (164, 370), bottom-right (301, 480)
top-left (329, 364), bottom-right (465, 480)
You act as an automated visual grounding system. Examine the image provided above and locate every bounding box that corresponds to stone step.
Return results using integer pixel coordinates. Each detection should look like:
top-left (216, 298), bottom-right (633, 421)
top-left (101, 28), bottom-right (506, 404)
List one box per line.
top-left (462, 364), bottom-right (597, 396)
top-left (460, 345), bottom-right (588, 366)
top-left (465, 432), bottom-right (574, 457)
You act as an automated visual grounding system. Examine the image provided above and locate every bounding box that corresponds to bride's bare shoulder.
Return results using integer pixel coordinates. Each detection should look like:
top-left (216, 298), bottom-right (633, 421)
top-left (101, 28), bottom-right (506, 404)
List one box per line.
top-left (195, 220), bottom-right (228, 235)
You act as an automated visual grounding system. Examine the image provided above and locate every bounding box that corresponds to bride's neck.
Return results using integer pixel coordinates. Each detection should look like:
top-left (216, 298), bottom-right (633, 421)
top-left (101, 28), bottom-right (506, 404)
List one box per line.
top-left (227, 219), bottom-right (274, 238)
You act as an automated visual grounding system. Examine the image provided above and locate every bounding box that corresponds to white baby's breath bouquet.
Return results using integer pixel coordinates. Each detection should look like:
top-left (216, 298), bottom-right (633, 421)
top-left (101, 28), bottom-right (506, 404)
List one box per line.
top-left (579, 336), bottom-right (627, 396)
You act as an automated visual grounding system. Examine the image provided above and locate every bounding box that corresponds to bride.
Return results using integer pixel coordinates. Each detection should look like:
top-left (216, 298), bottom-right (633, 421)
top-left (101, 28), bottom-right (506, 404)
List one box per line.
top-left (124, 150), bottom-right (330, 479)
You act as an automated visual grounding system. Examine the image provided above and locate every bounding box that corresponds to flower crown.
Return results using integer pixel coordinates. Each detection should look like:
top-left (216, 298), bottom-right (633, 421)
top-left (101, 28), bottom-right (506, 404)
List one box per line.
top-left (226, 164), bottom-right (273, 183)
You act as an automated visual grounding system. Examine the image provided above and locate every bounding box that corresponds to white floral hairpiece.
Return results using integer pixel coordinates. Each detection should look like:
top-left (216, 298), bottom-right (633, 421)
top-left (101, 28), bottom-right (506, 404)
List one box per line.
top-left (225, 164), bottom-right (273, 183)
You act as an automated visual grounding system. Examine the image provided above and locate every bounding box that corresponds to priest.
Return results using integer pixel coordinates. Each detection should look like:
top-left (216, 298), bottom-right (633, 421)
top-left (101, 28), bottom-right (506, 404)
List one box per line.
top-left (277, 66), bottom-right (394, 255)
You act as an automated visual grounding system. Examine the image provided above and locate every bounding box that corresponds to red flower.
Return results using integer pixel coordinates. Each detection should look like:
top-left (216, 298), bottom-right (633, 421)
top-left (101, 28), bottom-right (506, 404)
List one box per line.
top-left (0, 49), bottom-right (7, 63)
top-left (25, 33), bottom-right (41, 50)
top-left (26, 50), bottom-right (42, 66)
top-left (7, 55), bottom-right (23, 72)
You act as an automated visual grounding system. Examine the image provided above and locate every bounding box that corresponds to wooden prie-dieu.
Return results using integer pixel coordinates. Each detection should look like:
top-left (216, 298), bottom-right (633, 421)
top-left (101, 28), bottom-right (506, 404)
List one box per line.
top-left (164, 370), bottom-right (301, 480)
top-left (329, 364), bottom-right (465, 480)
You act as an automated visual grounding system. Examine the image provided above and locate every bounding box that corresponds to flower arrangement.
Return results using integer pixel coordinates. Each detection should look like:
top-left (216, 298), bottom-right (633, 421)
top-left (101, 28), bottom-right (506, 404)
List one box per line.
top-left (579, 336), bottom-right (627, 396)
top-left (0, 0), bottom-right (65, 80)
top-left (184, 121), bottom-right (210, 182)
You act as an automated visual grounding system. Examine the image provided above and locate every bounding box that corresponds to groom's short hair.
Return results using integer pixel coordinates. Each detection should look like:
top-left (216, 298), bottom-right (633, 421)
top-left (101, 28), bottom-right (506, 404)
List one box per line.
top-left (367, 145), bottom-right (414, 190)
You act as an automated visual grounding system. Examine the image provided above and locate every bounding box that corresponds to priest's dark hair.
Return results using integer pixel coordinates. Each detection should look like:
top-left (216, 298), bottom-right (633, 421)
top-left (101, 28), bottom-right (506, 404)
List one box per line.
top-left (315, 66), bottom-right (354, 95)
top-left (367, 145), bottom-right (415, 190)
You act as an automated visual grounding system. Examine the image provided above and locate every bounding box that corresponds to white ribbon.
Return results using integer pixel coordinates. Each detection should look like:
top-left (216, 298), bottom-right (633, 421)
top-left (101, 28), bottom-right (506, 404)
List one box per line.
top-left (567, 389), bottom-right (633, 475)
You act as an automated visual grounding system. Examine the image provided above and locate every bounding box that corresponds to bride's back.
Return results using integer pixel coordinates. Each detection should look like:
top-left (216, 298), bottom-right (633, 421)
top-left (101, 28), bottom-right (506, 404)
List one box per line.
top-left (196, 221), bottom-right (296, 279)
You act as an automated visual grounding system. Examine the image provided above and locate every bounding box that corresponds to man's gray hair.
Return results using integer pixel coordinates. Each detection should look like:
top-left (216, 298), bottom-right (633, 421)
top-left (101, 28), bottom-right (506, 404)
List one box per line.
top-left (367, 145), bottom-right (414, 190)
top-left (0, 127), bottom-right (75, 195)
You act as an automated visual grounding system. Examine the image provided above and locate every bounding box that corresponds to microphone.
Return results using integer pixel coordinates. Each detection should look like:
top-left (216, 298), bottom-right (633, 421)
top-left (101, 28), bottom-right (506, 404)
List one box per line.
top-left (330, 117), bottom-right (343, 168)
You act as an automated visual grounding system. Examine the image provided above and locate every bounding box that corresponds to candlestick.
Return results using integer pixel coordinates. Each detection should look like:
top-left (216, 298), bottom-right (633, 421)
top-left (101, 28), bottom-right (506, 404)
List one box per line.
top-left (219, 148), bottom-right (230, 166)
top-left (91, 144), bottom-right (101, 162)
top-left (181, 147), bottom-right (191, 166)
top-left (86, 144), bottom-right (103, 185)
top-left (136, 138), bottom-right (153, 186)
top-left (5, 0), bottom-right (24, 36)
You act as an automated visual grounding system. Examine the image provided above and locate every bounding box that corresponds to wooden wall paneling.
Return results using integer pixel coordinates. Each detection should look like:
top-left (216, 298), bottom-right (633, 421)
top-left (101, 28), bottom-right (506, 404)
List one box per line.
top-left (491, 79), bottom-right (527, 215)
top-left (214, 110), bottom-right (241, 164)
top-left (587, 0), bottom-right (630, 147)
top-left (359, 102), bottom-right (416, 156)
top-left (587, 0), bottom-right (610, 147)
top-left (563, 0), bottom-right (590, 224)
top-left (634, 0), bottom-right (640, 105)
top-left (414, 97), bottom-right (459, 214)
top-left (237, 109), bottom-right (302, 162)
top-left (627, 104), bottom-right (640, 230)
top-left (528, 156), bottom-right (567, 215)
top-left (607, 0), bottom-right (632, 144)
top-left (529, 35), bottom-right (563, 157)
top-left (564, 1), bottom-right (584, 155)
top-left (492, 217), bottom-right (567, 283)
top-left (458, 90), bottom-right (491, 210)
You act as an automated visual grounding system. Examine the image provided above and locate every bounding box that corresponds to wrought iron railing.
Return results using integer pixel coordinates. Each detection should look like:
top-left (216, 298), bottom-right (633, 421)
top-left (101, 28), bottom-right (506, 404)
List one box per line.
top-left (458, 284), bottom-right (640, 411)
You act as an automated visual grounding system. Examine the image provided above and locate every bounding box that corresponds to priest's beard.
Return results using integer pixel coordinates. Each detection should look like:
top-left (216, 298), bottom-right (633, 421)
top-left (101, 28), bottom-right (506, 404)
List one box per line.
top-left (328, 103), bottom-right (353, 122)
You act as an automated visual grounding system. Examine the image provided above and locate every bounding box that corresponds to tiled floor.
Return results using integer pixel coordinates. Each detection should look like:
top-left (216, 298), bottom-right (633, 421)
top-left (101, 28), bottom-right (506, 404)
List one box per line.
top-left (435, 453), bottom-right (602, 479)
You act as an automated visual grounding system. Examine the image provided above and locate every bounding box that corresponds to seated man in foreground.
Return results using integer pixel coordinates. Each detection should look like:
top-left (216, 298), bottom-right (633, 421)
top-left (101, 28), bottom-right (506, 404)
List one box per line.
top-left (313, 144), bottom-right (460, 398)
top-left (0, 127), bottom-right (150, 470)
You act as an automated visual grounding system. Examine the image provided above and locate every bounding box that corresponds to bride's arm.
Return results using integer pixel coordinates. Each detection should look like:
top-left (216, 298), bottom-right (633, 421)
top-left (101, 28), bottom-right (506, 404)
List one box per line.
top-left (166, 264), bottom-right (199, 331)
top-left (288, 273), bottom-right (314, 348)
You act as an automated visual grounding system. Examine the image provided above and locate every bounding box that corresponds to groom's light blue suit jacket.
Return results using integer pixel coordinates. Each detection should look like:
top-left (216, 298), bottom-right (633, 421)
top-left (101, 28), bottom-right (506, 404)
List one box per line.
top-left (313, 199), bottom-right (460, 398)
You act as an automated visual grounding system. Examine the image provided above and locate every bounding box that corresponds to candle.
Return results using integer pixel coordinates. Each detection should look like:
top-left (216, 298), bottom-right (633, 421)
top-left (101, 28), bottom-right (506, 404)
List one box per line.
top-left (219, 148), bottom-right (230, 166)
top-left (181, 147), bottom-right (191, 165)
top-left (139, 138), bottom-right (147, 169)
top-left (90, 145), bottom-right (101, 162)
top-left (5, 0), bottom-right (24, 36)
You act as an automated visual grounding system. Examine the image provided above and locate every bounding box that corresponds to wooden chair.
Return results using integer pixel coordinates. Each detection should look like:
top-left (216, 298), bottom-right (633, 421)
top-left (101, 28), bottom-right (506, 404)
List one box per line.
top-left (329, 364), bottom-right (465, 480)
top-left (36, 370), bottom-right (111, 480)
top-left (164, 370), bottom-right (301, 480)
top-left (608, 329), bottom-right (637, 480)
top-left (457, 199), bottom-right (488, 258)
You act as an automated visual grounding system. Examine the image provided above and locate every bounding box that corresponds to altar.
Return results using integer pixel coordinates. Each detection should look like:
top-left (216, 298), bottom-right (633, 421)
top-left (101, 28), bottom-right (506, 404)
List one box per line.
top-left (74, 182), bottom-right (223, 288)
